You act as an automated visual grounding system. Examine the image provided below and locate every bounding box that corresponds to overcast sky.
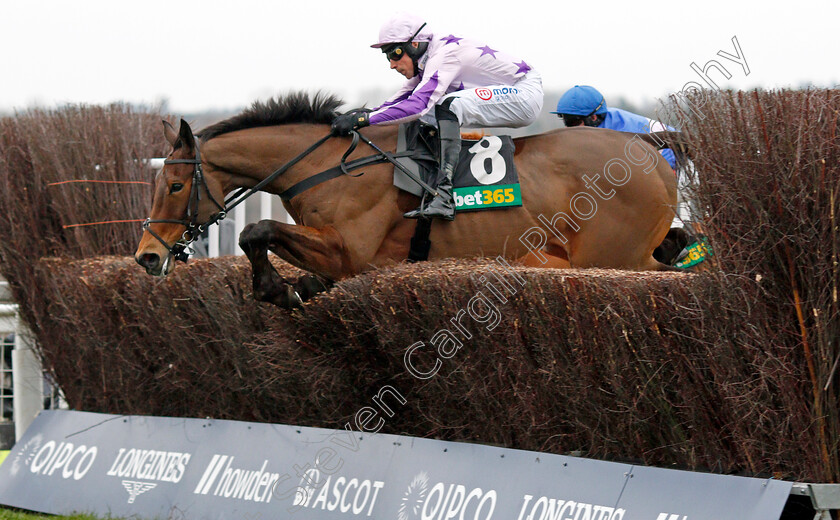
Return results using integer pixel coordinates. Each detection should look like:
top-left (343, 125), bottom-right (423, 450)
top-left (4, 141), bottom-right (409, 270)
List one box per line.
top-left (2, 0), bottom-right (838, 115)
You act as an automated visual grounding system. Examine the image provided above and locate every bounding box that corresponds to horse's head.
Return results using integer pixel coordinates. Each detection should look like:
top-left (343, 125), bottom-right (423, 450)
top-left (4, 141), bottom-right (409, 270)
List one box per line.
top-left (134, 119), bottom-right (225, 276)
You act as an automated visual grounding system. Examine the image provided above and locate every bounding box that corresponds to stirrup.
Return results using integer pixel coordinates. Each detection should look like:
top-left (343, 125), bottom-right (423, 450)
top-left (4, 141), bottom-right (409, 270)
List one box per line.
top-left (403, 195), bottom-right (455, 220)
top-left (420, 188), bottom-right (455, 221)
top-left (403, 206), bottom-right (425, 219)
top-left (404, 193), bottom-right (429, 219)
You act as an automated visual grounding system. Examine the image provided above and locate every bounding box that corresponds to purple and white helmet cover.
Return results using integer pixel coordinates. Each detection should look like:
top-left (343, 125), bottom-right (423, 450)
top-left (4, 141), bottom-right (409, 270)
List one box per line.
top-left (371, 12), bottom-right (433, 48)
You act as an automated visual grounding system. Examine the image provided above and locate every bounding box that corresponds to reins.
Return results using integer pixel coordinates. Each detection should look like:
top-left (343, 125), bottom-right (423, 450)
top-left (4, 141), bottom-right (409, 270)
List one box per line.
top-left (223, 133), bottom-right (333, 213)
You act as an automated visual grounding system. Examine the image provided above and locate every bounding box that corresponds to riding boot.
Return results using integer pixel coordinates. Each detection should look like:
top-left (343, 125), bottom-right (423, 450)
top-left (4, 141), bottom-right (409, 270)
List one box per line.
top-left (420, 168), bottom-right (456, 220)
top-left (404, 102), bottom-right (461, 220)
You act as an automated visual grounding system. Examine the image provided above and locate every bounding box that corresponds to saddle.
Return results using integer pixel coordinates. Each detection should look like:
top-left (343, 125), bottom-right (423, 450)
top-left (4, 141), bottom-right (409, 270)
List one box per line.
top-left (391, 121), bottom-right (438, 195)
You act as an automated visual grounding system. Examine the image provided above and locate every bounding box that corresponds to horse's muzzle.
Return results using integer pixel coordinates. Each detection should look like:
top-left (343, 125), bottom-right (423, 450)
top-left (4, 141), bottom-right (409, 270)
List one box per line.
top-left (136, 252), bottom-right (165, 276)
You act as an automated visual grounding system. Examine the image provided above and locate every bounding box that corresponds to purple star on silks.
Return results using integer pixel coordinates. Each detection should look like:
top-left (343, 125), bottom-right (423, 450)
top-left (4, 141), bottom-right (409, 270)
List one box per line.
top-left (456, 82), bottom-right (465, 91)
top-left (477, 45), bottom-right (498, 58)
top-left (514, 60), bottom-right (531, 74)
top-left (441, 34), bottom-right (463, 45)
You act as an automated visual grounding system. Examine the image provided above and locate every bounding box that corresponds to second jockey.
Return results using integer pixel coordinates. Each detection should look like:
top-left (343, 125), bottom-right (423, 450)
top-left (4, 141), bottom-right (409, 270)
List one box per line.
top-left (331, 12), bottom-right (544, 221)
top-left (552, 85), bottom-right (678, 171)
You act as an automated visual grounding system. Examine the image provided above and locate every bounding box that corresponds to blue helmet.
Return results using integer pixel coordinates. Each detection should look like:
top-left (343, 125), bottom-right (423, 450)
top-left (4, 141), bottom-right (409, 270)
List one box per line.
top-left (552, 86), bottom-right (608, 116)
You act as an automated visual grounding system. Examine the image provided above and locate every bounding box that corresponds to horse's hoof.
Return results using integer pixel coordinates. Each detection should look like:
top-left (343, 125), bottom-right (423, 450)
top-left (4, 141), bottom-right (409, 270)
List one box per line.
top-left (276, 283), bottom-right (304, 309)
top-left (254, 281), bottom-right (303, 310)
top-left (294, 274), bottom-right (334, 299)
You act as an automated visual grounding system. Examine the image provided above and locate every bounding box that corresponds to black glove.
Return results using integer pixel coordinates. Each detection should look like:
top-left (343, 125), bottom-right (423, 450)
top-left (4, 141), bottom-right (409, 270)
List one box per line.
top-left (331, 111), bottom-right (370, 136)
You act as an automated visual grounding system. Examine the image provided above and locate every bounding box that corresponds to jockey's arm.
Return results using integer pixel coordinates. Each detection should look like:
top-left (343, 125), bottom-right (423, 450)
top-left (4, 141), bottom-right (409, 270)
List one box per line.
top-left (369, 51), bottom-right (459, 126)
top-left (374, 77), bottom-right (420, 111)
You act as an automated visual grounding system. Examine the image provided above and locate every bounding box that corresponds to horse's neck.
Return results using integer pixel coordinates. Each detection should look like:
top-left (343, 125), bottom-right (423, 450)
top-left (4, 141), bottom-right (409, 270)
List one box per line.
top-left (204, 124), bottom-right (399, 198)
top-left (201, 126), bottom-right (311, 195)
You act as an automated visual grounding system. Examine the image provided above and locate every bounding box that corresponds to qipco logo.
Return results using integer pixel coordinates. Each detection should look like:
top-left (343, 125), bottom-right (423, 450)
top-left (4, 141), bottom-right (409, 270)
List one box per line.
top-left (10, 433), bottom-right (43, 476)
top-left (29, 441), bottom-right (98, 480)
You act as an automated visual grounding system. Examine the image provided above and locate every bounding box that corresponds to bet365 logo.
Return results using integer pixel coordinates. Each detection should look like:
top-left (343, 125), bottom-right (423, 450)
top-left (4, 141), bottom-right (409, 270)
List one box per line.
top-left (453, 185), bottom-right (521, 211)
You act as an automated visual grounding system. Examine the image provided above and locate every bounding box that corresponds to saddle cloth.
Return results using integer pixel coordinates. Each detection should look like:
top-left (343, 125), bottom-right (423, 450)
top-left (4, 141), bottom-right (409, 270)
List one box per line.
top-left (393, 122), bottom-right (522, 212)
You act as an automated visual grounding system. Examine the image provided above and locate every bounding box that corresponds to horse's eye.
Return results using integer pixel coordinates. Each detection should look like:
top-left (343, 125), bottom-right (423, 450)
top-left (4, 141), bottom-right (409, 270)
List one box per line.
top-left (169, 183), bottom-right (184, 194)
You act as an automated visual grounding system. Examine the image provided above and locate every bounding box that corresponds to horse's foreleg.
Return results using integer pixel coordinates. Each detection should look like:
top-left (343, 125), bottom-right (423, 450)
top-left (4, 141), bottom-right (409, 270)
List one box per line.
top-left (239, 225), bottom-right (301, 308)
top-left (239, 220), bottom-right (350, 308)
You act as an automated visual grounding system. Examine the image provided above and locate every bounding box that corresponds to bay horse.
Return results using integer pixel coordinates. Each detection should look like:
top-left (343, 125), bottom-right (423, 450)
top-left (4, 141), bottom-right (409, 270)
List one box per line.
top-left (135, 92), bottom-right (679, 308)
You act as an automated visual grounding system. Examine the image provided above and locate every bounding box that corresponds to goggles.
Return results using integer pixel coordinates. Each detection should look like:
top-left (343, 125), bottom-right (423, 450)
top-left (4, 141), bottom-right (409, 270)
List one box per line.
top-left (561, 114), bottom-right (585, 127)
top-left (383, 44), bottom-right (406, 62)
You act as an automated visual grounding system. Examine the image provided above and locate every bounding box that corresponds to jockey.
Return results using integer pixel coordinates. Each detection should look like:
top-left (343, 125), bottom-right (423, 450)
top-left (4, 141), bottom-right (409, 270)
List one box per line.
top-left (552, 85), bottom-right (677, 170)
top-left (554, 86), bottom-right (711, 266)
top-left (331, 12), bottom-right (544, 221)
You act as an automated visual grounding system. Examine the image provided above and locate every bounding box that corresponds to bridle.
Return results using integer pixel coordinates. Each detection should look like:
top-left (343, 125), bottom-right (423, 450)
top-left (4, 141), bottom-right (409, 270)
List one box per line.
top-left (142, 133), bottom-right (334, 263)
top-left (142, 138), bottom-right (226, 263)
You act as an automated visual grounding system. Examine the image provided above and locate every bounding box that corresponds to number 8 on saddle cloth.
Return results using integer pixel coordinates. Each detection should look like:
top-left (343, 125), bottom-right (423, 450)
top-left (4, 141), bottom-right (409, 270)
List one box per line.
top-left (393, 121), bottom-right (522, 212)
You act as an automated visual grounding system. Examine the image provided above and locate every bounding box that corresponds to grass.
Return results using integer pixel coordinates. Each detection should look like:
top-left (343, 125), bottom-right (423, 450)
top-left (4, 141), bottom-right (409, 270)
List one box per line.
top-left (0, 511), bottom-right (105, 520)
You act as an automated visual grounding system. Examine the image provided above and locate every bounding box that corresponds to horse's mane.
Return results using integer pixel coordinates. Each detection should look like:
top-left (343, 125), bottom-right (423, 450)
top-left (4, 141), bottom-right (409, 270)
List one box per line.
top-left (198, 91), bottom-right (344, 141)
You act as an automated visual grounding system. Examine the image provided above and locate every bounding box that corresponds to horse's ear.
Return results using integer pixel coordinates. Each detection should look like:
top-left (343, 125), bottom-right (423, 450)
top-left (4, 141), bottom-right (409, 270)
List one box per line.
top-left (178, 118), bottom-right (195, 150)
top-left (163, 120), bottom-right (178, 147)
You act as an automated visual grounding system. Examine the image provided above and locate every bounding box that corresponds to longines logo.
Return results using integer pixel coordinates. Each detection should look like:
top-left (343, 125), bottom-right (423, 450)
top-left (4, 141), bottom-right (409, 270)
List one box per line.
top-left (10, 434), bottom-right (43, 476)
top-left (122, 480), bottom-right (157, 504)
top-left (104, 447), bottom-right (192, 504)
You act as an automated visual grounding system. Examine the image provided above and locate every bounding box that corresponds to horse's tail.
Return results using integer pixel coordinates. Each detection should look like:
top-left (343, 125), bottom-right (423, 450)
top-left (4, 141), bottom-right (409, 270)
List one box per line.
top-left (635, 130), bottom-right (691, 154)
top-left (635, 130), bottom-right (693, 170)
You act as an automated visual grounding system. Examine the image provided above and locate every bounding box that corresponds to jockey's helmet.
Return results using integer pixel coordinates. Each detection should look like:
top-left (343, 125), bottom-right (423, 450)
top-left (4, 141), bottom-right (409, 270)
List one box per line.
top-left (371, 13), bottom-right (431, 63)
top-left (552, 86), bottom-right (608, 117)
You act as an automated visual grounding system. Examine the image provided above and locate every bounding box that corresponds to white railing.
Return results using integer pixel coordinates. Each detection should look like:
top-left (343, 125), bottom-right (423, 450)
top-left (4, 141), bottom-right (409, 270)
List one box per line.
top-left (0, 282), bottom-right (65, 443)
top-left (193, 196), bottom-right (295, 258)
